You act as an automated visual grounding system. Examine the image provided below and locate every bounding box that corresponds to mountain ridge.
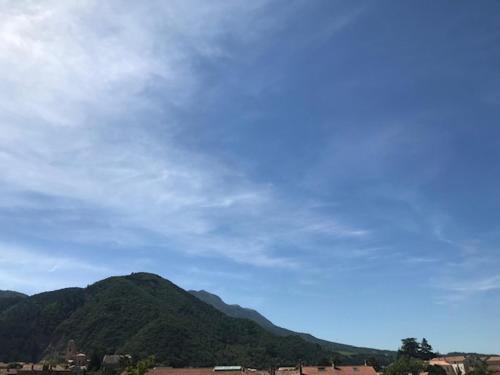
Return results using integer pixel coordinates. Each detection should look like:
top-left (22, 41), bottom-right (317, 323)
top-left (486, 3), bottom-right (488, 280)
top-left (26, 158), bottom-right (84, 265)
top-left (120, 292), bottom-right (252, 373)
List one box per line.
top-left (189, 290), bottom-right (395, 359)
top-left (0, 290), bottom-right (29, 314)
top-left (0, 273), bottom-right (329, 367)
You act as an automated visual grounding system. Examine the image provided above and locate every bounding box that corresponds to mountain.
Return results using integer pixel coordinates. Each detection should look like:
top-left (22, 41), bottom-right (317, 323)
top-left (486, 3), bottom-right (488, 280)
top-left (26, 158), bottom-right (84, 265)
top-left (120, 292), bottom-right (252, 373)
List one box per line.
top-left (0, 290), bottom-right (28, 313)
top-left (188, 290), bottom-right (279, 333)
top-left (0, 273), bottom-right (329, 367)
top-left (189, 290), bottom-right (395, 364)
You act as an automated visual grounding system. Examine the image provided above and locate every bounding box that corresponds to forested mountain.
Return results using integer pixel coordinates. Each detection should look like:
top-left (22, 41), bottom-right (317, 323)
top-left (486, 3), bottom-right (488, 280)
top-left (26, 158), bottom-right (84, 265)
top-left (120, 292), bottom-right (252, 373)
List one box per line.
top-left (190, 290), bottom-right (395, 365)
top-left (0, 290), bottom-right (28, 313)
top-left (0, 273), bottom-right (328, 367)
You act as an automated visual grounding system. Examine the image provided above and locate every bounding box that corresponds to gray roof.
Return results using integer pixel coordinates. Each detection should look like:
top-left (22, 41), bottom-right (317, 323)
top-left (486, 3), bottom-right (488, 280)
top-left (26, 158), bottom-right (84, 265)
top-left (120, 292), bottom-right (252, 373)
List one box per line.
top-left (214, 367), bottom-right (243, 372)
top-left (102, 355), bottom-right (122, 367)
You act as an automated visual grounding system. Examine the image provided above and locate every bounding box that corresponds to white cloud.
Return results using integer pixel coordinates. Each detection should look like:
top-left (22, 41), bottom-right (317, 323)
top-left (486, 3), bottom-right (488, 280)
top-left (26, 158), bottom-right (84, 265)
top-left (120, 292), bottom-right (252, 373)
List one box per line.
top-left (0, 0), bottom-right (368, 274)
top-left (0, 242), bottom-right (114, 293)
top-left (434, 274), bottom-right (500, 305)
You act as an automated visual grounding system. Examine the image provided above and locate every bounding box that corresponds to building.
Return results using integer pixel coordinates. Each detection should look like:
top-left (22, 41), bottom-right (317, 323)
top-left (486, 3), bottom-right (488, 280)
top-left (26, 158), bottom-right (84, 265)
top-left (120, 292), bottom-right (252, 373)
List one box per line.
top-left (74, 354), bottom-right (88, 368)
top-left (63, 339), bottom-right (88, 371)
top-left (102, 354), bottom-right (132, 375)
top-left (429, 356), bottom-right (500, 375)
top-left (0, 363), bottom-right (69, 375)
top-left (146, 366), bottom-right (269, 375)
top-left (65, 341), bottom-right (78, 362)
top-left (276, 365), bottom-right (378, 375)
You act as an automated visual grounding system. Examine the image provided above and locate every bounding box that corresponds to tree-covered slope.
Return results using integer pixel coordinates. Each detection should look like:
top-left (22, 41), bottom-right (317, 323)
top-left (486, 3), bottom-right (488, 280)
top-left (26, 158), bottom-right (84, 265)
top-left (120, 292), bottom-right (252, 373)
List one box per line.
top-left (189, 290), bottom-right (395, 364)
top-left (0, 287), bottom-right (85, 362)
top-left (189, 290), bottom-right (279, 332)
top-left (0, 290), bottom-right (28, 313)
top-left (0, 273), bottom-right (327, 367)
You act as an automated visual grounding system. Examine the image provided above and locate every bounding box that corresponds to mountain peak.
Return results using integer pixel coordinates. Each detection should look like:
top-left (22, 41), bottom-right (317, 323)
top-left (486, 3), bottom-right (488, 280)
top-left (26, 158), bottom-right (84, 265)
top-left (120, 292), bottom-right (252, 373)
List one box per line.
top-left (0, 273), bottom-right (328, 366)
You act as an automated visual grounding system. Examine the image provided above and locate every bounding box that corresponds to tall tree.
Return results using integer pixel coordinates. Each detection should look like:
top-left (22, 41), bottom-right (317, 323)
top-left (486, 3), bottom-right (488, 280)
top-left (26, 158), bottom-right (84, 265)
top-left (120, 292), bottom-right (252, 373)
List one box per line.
top-left (398, 338), bottom-right (420, 358)
top-left (418, 338), bottom-right (435, 360)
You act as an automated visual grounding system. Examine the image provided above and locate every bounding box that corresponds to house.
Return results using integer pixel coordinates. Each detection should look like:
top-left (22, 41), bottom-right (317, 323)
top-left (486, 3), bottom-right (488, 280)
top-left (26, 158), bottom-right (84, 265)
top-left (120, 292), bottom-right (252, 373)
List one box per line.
top-left (65, 340), bottom-right (78, 362)
top-left (74, 354), bottom-right (88, 368)
top-left (428, 359), bottom-right (459, 375)
top-left (485, 357), bottom-right (500, 375)
top-left (429, 355), bottom-right (500, 375)
top-left (63, 339), bottom-right (88, 371)
top-left (0, 363), bottom-right (69, 375)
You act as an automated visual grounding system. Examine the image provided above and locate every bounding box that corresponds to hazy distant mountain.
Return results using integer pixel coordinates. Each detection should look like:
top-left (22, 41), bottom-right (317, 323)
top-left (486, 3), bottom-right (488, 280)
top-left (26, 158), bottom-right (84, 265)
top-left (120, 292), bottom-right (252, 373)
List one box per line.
top-left (188, 290), bottom-right (279, 332)
top-left (0, 290), bottom-right (28, 313)
top-left (189, 290), bottom-right (395, 362)
top-left (0, 273), bottom-right (328, 366)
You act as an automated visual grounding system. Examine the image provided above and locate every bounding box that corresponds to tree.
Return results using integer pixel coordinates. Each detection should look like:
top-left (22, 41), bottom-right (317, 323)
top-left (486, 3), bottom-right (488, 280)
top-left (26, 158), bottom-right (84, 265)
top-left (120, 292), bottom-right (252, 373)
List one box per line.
top-left (366, 357), bottom-right (381, 372)
top-left (317, 357), bottom-right (332, 367)
top-left (418, 338), bottom-right (435, 360)
top-left (332, 353), bottom-right (343, 368)
top-left (426, 365), bottom-right (447, 375)
top-left (384, 356), bottom-right (424, 375)
top-left (398, 338), bottom-right (435, 360)
top-left (398, 338), bottom-right (420, 358)
top-left (465, 356), bottom-right (494, 375)
top-left (88, 348), bottom-right (105, 371)
top-left (126, 356), bottom-right (156, 375)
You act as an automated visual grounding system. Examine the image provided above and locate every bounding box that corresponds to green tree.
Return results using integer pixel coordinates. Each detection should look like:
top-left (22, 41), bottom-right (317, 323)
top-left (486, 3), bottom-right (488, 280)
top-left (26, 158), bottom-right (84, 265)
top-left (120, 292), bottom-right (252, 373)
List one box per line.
top-left (317, 357), bottom-right (332, 367)
top-left (332, 353), bottom-right (343, 368)
top-left (88, 348), bottom-right (105, 371)
top-left (466, 356), bottom-right (494, 375)
top-left (398, 338), bottom-right (420, 358)
top-left (426, 365), bottom-right (447, 375)
top-left (384, 356), bottom-right (424, 375)
top-left (366, 357), bottom-right (381, 372)
top-left (126, 356), bottom-right (156, 375)
top-left (418, 338), bottom-right (435, 360)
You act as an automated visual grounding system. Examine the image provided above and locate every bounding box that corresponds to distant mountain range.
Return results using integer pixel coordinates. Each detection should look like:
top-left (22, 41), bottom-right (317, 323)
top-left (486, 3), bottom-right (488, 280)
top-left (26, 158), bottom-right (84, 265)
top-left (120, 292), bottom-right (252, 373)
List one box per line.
top-left (0, 273), bottom-right (395, 367)
top-left (189, 290), bottom-right (395, 360)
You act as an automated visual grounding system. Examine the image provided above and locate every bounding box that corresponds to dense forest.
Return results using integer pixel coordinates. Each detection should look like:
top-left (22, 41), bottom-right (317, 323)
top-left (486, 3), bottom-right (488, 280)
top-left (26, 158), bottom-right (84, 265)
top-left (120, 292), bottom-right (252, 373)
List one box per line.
top-left (190, 290), bottom-right (395, 366)
top-left (0, 273), bottom-right (332, 367)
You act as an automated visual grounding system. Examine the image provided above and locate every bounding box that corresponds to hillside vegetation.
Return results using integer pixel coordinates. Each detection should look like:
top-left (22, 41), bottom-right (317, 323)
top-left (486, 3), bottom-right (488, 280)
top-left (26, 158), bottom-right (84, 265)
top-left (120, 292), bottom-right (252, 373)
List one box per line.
top-left (0, 273), bottom-right (328, 367)
top-left (0, 290), bottom-right (28, 313)
top-left (190, 290), bottom-right (395, 365)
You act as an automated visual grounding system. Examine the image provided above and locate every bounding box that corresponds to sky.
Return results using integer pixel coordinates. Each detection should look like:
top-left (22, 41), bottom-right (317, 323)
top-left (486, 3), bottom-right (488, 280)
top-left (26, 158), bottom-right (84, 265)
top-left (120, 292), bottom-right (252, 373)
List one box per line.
top-left (1, 0), bottom-right (500, 354)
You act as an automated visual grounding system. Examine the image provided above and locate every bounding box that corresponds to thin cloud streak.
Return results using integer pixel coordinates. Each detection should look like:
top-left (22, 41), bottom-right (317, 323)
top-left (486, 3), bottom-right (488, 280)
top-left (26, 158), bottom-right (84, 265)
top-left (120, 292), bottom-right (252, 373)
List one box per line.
top-left (0, 1), bottom-right (367, 271)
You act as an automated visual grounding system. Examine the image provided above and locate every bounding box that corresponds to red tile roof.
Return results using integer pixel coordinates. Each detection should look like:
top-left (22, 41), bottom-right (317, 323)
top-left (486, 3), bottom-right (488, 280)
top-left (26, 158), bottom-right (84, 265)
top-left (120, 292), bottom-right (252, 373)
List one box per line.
top-left (147, 368), bottom-right (268, 375)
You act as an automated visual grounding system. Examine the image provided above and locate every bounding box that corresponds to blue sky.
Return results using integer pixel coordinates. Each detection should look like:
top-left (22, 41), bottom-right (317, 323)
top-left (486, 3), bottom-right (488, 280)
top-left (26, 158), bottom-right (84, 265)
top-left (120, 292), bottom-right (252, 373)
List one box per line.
top-left (1, 0), bottom-right (500, 354)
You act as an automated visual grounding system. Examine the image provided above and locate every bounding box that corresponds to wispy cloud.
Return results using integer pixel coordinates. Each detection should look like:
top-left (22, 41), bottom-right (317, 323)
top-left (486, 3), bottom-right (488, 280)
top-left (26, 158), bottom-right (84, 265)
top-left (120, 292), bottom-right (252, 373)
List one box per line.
top-left (434, 274), bottom-right (500, 305)
top-left (0, 242), bottom-right (114, 293)
top-left (429, 220), bottom-right (500, 303)
top-left (0, 1), bottom-right (369, 274)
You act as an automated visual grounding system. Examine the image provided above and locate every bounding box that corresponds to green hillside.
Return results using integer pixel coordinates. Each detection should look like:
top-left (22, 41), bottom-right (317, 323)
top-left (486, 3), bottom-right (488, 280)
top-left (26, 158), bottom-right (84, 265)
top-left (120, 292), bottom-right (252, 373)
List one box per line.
top-left (0, 290), bottom-right (28, 313)
top-left (189, 290), bottom-right (395, 365)
top-left (0, 273), bottom-right (328, 367)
